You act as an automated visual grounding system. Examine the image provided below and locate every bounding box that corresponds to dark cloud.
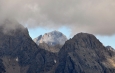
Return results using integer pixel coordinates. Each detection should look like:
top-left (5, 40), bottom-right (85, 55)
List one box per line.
top-left (0, 0), bottom-right (115, 35)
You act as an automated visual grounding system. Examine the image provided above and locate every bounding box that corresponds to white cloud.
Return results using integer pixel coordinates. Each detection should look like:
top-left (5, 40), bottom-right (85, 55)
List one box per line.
top-left (0, 0), bottom-right (115, 35)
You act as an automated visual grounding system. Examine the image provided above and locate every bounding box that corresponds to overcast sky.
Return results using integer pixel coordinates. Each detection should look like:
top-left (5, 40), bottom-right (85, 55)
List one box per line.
top-left (0, 0), bottom-right (115, 48)
top-left (0, 0), bottom-right (115, 35)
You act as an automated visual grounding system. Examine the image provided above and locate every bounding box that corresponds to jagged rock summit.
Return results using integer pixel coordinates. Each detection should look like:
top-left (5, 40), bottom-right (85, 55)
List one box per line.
top-left (34, 30), bottom-right (67, 53)
top-left (34, 30), bottom-right (67, 46)
top-left (56, 33), bottom-right (115, 73)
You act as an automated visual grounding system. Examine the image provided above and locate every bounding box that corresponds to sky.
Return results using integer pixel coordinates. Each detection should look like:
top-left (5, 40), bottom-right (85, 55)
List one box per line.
top-left (0, 0), bottom-right (115, 48)
top-left (96, 35), bottom-right (115, 48)
top-left (28, 26), bottom-right (71, 39)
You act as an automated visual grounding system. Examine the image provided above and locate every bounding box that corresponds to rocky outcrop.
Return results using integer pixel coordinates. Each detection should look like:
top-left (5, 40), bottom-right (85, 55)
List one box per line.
top-left (55, 33), bottom-right (115, 73)
top-left (106, 46), bottom-right (115, 51)
top-left (0, 24), bottom-right (57, 73)
top-left (34, 31), bottom-right (67, 53)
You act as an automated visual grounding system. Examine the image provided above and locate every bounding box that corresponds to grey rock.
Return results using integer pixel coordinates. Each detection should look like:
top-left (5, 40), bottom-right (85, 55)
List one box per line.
top-left (1, 21), bottom-right (115, 73)
top-left (34, 30), bottom-right (67, 46)
top-left (56, 33), bottom-right (115, 73)
top-left (0, 23), bottom-right (57, 73)
top-left (34, 30), bottom-right (67, 53)
top-left (39, 43), bottom-right (62, 53)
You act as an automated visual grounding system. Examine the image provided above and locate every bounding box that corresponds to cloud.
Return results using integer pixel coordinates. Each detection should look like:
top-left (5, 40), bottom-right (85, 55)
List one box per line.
top-left (0, 0), bottom-right (115, 35)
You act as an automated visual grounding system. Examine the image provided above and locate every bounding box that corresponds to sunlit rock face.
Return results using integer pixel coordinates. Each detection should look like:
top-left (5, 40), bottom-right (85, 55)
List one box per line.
top-left (34, 30), bottom-right (67, 46)
top-left (34, 30), bottom-right (67, 53)
top-left (56, 33), bottom-right (115, 73)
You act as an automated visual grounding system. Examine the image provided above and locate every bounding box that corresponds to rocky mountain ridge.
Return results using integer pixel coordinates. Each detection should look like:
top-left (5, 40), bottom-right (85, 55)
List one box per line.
top-left (34, 30), bottom-right (67, 46)
top-left (0, 24), bottom-right (58, 73)
top-left (34, 30), bottom-right (67, 53)
top-left (0, 23), bottom-right (115, 73)
top-left (56, 33), bottom-right (115, 73)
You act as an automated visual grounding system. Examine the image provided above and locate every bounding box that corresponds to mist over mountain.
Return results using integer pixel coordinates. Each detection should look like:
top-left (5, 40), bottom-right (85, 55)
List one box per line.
top-left (0, 0), bottom-right (115, 72)
top-left (0, 21), bottom-right (115, 73)
top-left (0, 22), bottom-right (58, 73)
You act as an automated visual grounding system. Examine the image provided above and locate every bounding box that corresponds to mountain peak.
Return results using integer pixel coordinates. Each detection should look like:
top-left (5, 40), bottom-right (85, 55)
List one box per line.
top-left (73, 32), bottom-right (95, 39)
top-left (56, 33), bottom-right (115, 73)
top-left (65, 32), bottom-right (103, 49)
top-left (51, 30), bottom-right (60, 33)
top-left (44, 30), bottom-right (63, 37)
top-left (34, 30), bottom-right (67, 46)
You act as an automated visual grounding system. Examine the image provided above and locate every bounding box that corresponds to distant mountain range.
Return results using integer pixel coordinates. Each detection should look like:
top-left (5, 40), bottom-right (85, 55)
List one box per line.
top-left (0, 23), bottom-right (115, 73)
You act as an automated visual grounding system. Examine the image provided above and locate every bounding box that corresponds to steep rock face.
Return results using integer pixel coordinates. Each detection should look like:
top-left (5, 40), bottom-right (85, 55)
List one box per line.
top-left (34, 31), bottom-right (67, 53)
top-left (0, 24), bottom-right (57, 73)
top-left (56, 33), bottom-right (115, 73)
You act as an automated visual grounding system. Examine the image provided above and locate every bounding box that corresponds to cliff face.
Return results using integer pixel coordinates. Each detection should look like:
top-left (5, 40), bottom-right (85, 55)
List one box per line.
top-left (0, 25), bottom-right (57, 73)
top-left (55, 33), bottom-right (115, 73)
